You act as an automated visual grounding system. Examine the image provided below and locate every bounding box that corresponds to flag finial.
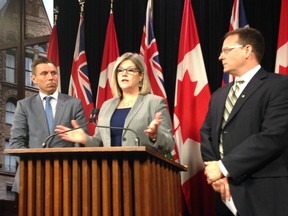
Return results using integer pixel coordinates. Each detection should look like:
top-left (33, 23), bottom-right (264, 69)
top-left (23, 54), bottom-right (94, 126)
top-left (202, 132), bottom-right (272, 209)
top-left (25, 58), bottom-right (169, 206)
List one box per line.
top-left (110, 0), bottom-right (114, 13)
top-left (53, 6), bottom-right (59, 23)
top-left (78, 0), bottom-right (85, 14)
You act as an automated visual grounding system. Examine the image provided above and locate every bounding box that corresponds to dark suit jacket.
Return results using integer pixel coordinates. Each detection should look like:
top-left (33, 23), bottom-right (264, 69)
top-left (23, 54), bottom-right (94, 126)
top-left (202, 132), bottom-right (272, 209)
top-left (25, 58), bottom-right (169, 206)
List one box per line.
top-left (86, 94), bottom-right (174, 154)
top-left (200, 68), bottom-right (288, 216)
top-left (9, 93), bottom-right (87, 148)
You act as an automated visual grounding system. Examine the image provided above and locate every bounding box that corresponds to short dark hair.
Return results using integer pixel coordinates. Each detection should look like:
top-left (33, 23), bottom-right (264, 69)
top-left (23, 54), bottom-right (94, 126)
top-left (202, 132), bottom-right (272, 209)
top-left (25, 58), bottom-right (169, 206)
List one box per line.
top-left (31, 57), bottom-right (55, 75)
top-left (224, 27), bottom-right (265, 63)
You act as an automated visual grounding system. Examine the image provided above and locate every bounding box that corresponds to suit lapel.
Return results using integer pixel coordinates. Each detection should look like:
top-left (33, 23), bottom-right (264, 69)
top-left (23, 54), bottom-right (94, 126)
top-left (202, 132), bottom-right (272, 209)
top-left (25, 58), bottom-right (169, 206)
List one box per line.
top-left (34, 95), bottom-right (50, 136)
top-left (217, 84), bottom-right (232, 128)
top-left (224, 69), bottom-right (267, 126)
top-left (54, 94), bottom-right (67, 126)
top-left (124, 95), bottom-right (144, 128)
top-left (103, 98), bottom-right (120, 124)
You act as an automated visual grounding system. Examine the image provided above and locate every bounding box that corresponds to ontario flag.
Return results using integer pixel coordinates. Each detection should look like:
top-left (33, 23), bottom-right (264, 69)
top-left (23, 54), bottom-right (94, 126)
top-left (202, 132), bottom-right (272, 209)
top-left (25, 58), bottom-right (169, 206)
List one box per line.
top-left (47, 23), bottom-right (61, 92)
top-left (95, 10), bottom-right (119, 109)
top-left (222, 0), bottom-right (249, 85)
top-left (69, 15), bottom-right (95, 135)
top-left (140, 0), bottom-right (167, 99)
top-left (275, 0), bottom-right (288, 75)
top-left (173, 0), bottom-right (215, 215)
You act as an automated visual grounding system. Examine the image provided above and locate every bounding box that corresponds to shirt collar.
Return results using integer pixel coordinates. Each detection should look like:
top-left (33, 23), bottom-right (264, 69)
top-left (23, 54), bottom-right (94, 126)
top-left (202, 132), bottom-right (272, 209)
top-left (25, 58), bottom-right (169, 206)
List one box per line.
top-left (235, 65), bottom-right (261, 84)
top-left (39, 91), bottom-right (59, 101)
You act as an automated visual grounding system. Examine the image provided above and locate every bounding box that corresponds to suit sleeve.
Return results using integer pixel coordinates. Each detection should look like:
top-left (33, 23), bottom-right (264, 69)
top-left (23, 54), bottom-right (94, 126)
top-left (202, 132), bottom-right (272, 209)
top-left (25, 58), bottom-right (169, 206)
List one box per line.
top-left (74, 99), bottom-right (88, 133)
top-left (9, 101), bottom-right (29, 149)
top-left (200, 98), bottom-right (219, 161)
top-left (150, 97), bottom-right (175, 154)
top-left (85, 100), bottom-right (109, 147)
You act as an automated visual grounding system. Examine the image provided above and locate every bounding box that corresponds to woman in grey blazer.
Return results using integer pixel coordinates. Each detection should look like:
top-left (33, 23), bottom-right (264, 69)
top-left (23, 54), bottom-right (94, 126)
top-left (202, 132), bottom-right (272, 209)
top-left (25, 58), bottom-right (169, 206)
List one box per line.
top-left (56, 52), bottom-right (174, 154)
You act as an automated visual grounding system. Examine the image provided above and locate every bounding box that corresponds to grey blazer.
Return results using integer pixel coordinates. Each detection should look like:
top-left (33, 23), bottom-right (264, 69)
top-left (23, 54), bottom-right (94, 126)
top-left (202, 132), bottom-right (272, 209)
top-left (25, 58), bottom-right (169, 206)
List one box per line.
top-left (9, 93), bottom-right (87, 149)
top-left (9, 93), bottom-right (86, 192)
top-left (86, 94), bottom-right (174, 154)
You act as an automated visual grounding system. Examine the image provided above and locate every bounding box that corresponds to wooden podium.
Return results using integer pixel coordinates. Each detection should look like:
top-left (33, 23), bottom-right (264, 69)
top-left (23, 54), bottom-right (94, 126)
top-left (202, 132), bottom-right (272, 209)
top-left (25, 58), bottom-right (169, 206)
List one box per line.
top-left (5, 147), bottom-right (186, 216)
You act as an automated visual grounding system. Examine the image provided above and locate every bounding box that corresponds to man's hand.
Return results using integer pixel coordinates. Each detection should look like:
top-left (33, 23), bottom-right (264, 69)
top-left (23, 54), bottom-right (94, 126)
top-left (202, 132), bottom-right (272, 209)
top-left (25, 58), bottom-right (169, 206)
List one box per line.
top-left (204, 161), bottom-right (223, 184)
top-left (212, 177), bottom-right (231, 201)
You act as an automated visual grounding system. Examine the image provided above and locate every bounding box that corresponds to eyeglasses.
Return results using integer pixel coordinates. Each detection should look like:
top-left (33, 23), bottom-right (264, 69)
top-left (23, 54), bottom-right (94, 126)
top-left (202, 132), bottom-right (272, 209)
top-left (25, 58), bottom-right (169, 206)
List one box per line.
top-left (116, 67), bottom-right (140, 75)
top-left (220, 45), bottom-right (244, 55)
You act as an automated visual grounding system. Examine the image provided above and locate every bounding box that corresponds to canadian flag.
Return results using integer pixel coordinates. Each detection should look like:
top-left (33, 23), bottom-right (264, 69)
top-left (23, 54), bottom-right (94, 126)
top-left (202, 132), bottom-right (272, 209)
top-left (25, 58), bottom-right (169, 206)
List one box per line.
top-left (95, 10), bottom-right (119, 109)
top-left (275, 0), bottom-right (288, 75)
top-left (47, 23), bottom-right (61, 92)
top-left (173, 0), bottom-right (215, 215)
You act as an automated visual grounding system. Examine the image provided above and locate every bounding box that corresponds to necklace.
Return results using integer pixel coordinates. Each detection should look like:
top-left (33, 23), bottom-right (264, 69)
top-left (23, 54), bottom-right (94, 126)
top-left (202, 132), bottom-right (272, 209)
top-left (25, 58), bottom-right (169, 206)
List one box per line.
top-left (119, 99), bottom-right (136, 108)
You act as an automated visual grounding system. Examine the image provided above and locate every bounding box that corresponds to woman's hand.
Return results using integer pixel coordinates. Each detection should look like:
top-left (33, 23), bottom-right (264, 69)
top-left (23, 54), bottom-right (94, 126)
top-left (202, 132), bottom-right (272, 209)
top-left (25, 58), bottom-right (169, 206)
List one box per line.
top-left (144, 112), bottom-right (162, 140)
top-left (55, 120), bottom-right (87, 144)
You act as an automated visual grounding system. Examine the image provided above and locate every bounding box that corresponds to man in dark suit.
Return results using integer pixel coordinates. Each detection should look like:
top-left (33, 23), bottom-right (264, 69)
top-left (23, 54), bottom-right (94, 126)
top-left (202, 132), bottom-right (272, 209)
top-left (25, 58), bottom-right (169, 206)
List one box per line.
top-left (9, 57), bottom-right (87, 192)
top-left (200, 27), bottom-right (288, 216)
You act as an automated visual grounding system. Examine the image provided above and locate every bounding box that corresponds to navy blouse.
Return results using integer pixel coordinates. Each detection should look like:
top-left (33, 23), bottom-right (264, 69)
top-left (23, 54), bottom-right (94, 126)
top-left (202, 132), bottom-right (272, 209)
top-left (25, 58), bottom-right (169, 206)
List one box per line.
top-left (110, 108), bottom-right (131, 146)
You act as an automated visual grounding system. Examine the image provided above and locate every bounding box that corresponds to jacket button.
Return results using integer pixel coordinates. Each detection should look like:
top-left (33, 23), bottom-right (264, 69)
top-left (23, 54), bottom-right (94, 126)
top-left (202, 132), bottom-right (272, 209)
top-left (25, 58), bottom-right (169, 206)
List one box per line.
top-left (122, 137), bottom-right (126, 142)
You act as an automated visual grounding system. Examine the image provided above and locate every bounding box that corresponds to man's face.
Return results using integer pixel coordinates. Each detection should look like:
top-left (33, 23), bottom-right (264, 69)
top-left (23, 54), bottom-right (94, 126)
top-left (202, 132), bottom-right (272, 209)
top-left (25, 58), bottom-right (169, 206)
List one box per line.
top-left (219, 34), bottom-right (246, 76)
top-left (31, 63), bottom-right (59, 95)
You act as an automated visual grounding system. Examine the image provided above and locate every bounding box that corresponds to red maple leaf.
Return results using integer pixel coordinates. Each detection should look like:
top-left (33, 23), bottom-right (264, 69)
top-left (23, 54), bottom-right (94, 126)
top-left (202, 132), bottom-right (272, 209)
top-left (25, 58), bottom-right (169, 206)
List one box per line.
top-left (174, 70), bottom-right (210, 143)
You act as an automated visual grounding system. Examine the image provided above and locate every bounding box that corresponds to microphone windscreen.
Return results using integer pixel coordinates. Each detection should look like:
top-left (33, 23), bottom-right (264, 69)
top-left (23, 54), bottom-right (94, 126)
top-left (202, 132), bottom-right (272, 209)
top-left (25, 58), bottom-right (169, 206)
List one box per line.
top-left (91, 108), bottom-right (100, 116)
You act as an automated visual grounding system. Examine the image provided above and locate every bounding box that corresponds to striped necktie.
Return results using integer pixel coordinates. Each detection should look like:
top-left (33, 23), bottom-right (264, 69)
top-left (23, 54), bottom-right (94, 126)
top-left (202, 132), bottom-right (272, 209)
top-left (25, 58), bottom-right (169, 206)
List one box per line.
top-left (45, 96), bottom-right (54, 134)
top-left (219, 79), bottom-right (244, 158)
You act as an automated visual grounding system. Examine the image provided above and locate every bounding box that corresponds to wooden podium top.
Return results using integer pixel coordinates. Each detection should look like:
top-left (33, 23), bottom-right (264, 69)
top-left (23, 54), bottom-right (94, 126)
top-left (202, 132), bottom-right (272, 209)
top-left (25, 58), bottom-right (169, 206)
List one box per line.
top-left (4, 146), bottom-right (187, 171)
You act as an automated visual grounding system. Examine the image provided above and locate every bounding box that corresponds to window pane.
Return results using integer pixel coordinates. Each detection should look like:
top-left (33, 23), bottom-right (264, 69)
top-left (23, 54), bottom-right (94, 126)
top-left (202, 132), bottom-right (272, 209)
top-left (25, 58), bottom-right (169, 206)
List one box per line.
top-left (25, 57), bottom-right (32, 86)
top-left (5, 52), bottom-right (16, 83)
top-left (5, 101), bottom-right (16, 124)
top-left (6, 68), bottom-right (15, 83)
top-left (4, 141), bottom-right (16, 173)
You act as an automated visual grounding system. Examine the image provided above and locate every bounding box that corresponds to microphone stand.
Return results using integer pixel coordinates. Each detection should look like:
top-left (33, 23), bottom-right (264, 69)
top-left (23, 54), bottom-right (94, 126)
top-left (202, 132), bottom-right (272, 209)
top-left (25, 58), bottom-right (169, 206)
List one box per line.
top-left (93, 123), bottom-right (140, 147)
top-left (42, 108), bottom-right (99, 148)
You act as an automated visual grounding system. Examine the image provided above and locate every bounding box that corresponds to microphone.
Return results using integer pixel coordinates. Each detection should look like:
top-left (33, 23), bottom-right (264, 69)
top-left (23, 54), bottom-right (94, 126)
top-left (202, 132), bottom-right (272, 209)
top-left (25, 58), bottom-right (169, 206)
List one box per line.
top-left (94, 124), bottom-right (141, 147)
top-left (89, 108), bottom-right (140, 146)
top-left (42, 108), bottom-right (99, 148)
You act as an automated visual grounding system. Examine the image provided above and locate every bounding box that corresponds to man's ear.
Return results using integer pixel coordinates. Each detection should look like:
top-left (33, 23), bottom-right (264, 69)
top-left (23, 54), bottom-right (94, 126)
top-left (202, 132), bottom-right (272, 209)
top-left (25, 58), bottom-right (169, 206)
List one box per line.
top-left (31, 75), bottom-right (37, 85)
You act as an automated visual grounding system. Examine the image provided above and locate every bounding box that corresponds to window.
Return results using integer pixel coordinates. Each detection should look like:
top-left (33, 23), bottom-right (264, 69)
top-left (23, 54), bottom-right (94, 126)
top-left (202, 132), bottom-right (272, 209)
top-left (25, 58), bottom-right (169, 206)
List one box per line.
top-left (5, 52), bottom-right (16, 83)
top-left (3, 141), bottom-right (17, 173)
top-left (5, 99), bottom-right (16, 125)
top-left (25, 56), bottom-right (33, 86)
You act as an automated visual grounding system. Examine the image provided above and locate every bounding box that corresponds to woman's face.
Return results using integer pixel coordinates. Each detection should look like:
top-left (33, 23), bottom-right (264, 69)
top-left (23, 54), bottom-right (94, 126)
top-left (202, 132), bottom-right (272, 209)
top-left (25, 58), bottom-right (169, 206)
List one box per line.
top-left (116, 59), bottom-right (143, 94)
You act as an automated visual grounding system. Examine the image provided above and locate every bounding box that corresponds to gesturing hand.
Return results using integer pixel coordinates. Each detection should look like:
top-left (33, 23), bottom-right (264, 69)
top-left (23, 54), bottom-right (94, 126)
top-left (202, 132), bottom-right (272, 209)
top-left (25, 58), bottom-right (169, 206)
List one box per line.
top-left (144, 112), bottom-right (162, 140)
top-left (55, 120), bottom-right (87, 144)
